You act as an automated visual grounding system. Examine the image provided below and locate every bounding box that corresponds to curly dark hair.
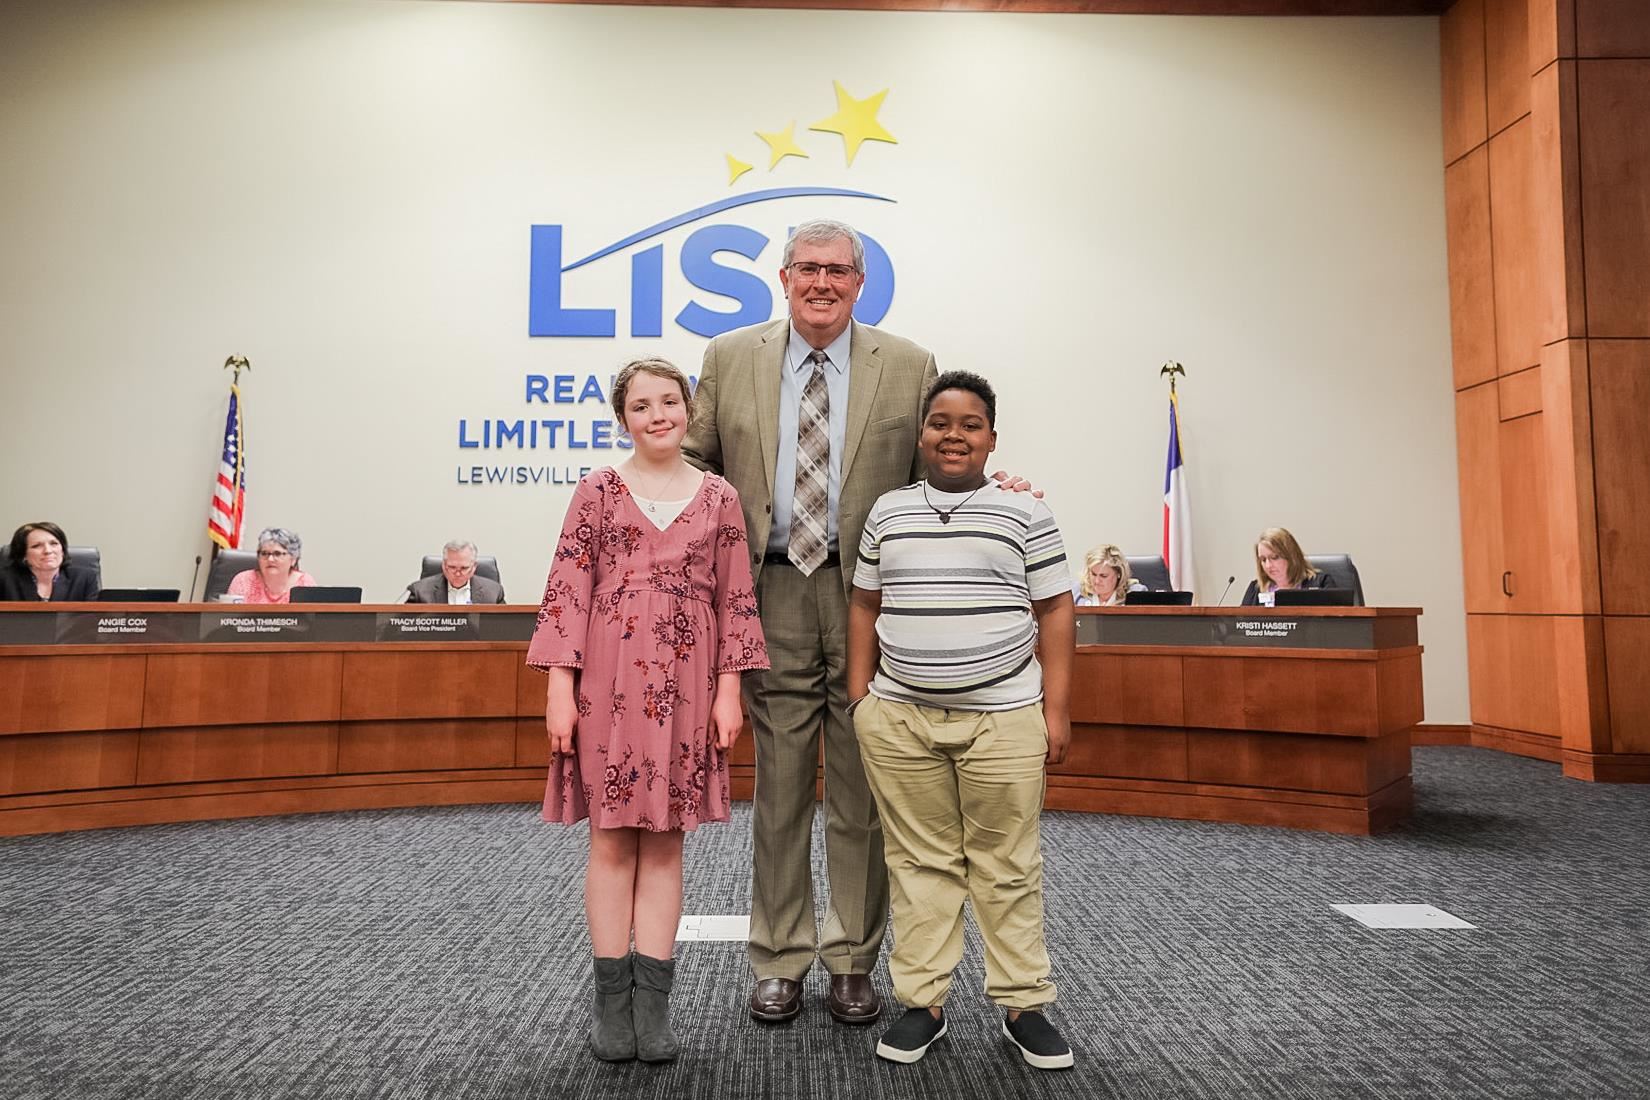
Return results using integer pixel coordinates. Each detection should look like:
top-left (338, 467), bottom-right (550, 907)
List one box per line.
top-left (923, 370), bottom-right (997, 427)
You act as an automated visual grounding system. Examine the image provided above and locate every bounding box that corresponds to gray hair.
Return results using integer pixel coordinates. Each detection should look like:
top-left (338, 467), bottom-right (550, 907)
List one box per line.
top-left (782, 219), bottom-right (865, 274)
top-left (256, 527), bottom-right (302, 562)
top-left (442, 539), bottom-right (478, 558)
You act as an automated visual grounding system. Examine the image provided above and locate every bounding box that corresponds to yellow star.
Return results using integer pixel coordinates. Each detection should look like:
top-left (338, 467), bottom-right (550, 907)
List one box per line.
top-left (755, 122), bottom-right (810, 170)
top-left (810, 82), bottom-right (897, 166)
top-left (725, 153), bottom-right (753, 186)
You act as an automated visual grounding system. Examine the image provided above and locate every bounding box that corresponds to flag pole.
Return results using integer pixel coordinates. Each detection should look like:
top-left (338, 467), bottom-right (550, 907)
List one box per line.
top-left (208, 356), bottom-right (251, 560)
top-left (1159, 361), bottom-right (1195, 598)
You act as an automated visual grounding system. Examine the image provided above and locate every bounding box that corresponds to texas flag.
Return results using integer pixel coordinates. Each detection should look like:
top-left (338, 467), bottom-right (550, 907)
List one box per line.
top-left (1162, 392), bottom-right (1197, 596)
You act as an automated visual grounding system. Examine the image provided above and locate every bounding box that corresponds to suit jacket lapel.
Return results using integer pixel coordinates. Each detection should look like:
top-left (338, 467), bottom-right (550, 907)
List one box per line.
top-left (841, 320), bottom-right (881, 484)
top-left (752, 319), bottom-right (786, 497)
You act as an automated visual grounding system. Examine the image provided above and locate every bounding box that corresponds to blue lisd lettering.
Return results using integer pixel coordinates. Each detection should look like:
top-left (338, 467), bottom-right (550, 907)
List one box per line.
top-left (529, 225), bottom-right (615, 337)
top-left (529, 214), bottom-right (897, 339)
top-left (676, 225), bottom-right (772, 338)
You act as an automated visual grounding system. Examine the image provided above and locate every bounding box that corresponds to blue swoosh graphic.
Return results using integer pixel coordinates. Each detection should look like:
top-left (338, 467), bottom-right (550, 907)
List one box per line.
top-left (563, 186), bottom-right (895, 271)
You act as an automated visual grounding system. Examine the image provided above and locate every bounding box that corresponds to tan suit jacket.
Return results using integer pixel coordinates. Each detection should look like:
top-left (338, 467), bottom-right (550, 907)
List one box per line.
top-left (684, 318), bottom-right (939, 600)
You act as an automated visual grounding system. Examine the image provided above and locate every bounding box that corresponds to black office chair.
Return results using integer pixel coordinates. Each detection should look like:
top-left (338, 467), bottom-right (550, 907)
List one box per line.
top-left (1307, 554), bottom-right (1365, 606)
top-left (1126, 555), bottom-right (1172, 592)
top-left (420, 555), bottom-right (502, 585)
top-left (0, 545), bottom-right (102, 589)
top-left (203, 549), bottom-right (257, 601)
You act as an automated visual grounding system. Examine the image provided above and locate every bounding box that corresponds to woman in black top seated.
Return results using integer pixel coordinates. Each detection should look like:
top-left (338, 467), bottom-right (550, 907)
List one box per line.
top-left (0, 522), bottom-right (100, 602)
top-left (1240, 527), bottom-right (1335, 607)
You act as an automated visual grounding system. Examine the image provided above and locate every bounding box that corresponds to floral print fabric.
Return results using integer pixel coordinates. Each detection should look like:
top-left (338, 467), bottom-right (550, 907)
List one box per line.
top-left (527, 467), bottom-right (768, 830)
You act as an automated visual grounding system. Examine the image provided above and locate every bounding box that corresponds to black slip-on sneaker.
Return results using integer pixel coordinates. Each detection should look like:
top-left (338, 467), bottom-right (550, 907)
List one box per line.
top-left (1002, 1010), bottom-right (1075, 1070)
top-left (875, 1008), bottom-right (947, 1064)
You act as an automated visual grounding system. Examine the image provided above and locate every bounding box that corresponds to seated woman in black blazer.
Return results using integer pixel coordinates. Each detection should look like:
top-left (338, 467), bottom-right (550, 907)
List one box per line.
top-left (1240, 527), bottom-right (1335, 607)
top-left (0, 522), bottom-right (100, 602)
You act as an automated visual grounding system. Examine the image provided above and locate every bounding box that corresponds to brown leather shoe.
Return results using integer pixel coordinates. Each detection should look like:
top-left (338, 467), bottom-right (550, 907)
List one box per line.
top-left (748, 977), bottom-right (803, 1023)
top-left (826, 973), bottom-right (882, 1024)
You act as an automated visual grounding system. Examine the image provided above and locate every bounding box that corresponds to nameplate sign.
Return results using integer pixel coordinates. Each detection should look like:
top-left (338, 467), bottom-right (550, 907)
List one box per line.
top-left (378, 612), bottom-right (481, 641)
top-left (0, 610), bottom-right (539, 646)
top-left (1076, 612), bottom-right (1378, 649)
top-left (56, 613), bottom-right (195, 645)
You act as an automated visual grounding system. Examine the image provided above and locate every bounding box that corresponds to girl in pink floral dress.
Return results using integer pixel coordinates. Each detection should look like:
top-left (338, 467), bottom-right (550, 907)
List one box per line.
top-left (527, 358), bottom-right (768, 1065)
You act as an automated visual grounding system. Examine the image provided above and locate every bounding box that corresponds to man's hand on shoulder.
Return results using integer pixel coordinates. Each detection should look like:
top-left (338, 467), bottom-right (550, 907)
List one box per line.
top-left (990, 471), bottom-right (1043, 498)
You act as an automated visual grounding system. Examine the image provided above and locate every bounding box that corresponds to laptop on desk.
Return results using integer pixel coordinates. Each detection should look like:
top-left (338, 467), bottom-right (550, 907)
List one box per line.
top-left (288, 586), bottom-right (364, 604)
top-left (1125, 590), bottom-right (1193, 606)
top-left (1272, 588), bottom-right (1356, 607)
top-left (95, 588), bottom-right (181, 602)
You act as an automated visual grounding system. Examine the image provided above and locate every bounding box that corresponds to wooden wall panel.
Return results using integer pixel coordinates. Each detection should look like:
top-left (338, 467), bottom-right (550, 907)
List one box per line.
top-left (1577, 0), bottom-right (1650, 58)
top-left (1057, 725), bottom-right (1188, 782)
top-left (1527, 0), bottom-right (1576, 70)
top-left (337, 718), bottom-right (517, 773)
top-left (1499, 411), bottom-right (1556, 611)
top-left (144, 652), bottom-right (342, 727)
top-left (1456, 383), bottom-right (1509, 613)
top-left (1488, 117), bottom-right (1544, 375)
top-left (1603, 617), bottom-right (1650, 754)
top-left (1442, 0), bottom-right (1489, 163)
top-left (1578, 62), bottom-right (1650, 337)
top-left (136, 724), bottom-right (337, 785)
top-left (1485, 0), bottom-right (1532, 132)
top-left (1070, 652), bottom-right (1183, 726)
top-left (1467, 614), bottom-right (1563, 735)
top-left (1590, 340), bottom-right (1650, 614)
top-left (341, 651), bottom-right (517, 720)
top-left (1540, 340), bottom-right (1600, 615)
top-left (1445, 148), bottom-right (1500, 390)
top-left (0, 654), bottom-right (146, 735)
top-left (1183, 656), bottom-right (1377, 737)
top-left (1498, 367), bottom-right (1543, 418)
top-left (0, 731), bottom-right (139, 795)
top-left (1531, 61), bottom-right (1585, 345)
top-left (1554, 614), bottom-right (1611, 753)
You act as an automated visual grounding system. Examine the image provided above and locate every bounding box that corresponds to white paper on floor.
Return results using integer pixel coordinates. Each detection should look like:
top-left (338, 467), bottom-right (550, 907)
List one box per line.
top-left (1331, 903), bottom-right (1477, 929)
top-left (675, 914), bottom-right (752, 941)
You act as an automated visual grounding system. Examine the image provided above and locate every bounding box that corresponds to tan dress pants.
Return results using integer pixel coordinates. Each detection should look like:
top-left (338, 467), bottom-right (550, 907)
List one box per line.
top-left (853, 694), bottom-right (1057, 1010)
top-left (745, 560), bottom-right (888, 979)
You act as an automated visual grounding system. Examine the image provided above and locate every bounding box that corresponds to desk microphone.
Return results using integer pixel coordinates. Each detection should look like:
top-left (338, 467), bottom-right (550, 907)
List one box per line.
top-left (187, 555), bottom-right (202, 602)
top-left (1216, 575), bottom-right (1236, 605)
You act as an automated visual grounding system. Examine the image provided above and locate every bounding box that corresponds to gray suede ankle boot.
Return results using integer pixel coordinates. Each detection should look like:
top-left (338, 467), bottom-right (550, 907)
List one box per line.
top-left (590, 953), bottom-right (636, 1062)
top-left (631, 953), bottom-right (679, 1063)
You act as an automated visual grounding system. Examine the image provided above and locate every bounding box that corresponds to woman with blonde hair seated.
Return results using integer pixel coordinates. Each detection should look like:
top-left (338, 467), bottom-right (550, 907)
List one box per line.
top-left (1241, 527), bottom-right (1335, 606)
top-left (1076, 544), bottom-right (1136, 607)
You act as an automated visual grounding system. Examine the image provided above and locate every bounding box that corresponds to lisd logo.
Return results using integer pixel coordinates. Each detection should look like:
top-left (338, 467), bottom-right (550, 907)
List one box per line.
top-left (528, 187), bottom-right (898, 339)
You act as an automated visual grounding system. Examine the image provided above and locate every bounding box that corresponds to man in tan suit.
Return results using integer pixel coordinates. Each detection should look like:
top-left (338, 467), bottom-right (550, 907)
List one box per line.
top-left (684, 219), bottom-right (937, 1026)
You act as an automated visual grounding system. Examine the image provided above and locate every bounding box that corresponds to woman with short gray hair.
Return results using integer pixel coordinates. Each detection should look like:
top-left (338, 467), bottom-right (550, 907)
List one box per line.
top-left (226, 527), bottom-right (316, 604)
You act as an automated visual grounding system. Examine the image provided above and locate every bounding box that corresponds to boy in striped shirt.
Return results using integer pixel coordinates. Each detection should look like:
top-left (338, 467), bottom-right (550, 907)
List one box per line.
top-left (846, 370), bottom-right (1075, 1070)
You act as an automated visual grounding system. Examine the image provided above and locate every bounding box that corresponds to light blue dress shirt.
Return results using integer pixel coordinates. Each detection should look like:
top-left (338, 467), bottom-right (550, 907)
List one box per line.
top-left (770, 324), bottom-right (852, 555)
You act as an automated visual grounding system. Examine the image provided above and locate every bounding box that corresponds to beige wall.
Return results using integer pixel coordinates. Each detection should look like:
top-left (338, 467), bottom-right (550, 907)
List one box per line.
top-left (0, 1), bottom-right (1465, 720)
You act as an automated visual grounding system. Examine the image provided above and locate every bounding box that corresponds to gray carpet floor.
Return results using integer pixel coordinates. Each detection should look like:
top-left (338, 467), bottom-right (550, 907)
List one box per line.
top-left (2, 746), bottom-right (1647, 1100)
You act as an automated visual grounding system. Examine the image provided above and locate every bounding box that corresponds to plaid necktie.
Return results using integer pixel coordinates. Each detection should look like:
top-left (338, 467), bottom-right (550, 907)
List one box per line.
top-left (788, 350), bottom-right (831, 574)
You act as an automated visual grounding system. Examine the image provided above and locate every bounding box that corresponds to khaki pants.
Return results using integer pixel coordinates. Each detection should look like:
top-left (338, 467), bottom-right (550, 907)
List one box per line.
top-left (853, 695), bottom-right (1057, 1010)
top-left (745, 561), bottom-right (888, 979)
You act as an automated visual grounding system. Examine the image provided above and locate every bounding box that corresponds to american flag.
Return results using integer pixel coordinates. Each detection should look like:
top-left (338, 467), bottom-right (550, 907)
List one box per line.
top-left (208, 384), bottom-right (246, 549)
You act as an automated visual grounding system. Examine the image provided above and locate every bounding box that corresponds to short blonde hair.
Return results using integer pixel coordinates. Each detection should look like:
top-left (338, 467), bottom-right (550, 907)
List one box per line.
top-left (1080, 544), bottom-right (1132, 599)
top-left (1254, 526), bottom-right (1318, 592)
top-left (610, 357), bottom-right (694, 430)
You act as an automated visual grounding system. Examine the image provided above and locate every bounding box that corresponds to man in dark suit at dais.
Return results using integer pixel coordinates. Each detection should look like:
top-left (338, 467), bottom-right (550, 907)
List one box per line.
top-left (405, 540), bottom-right (505, 604)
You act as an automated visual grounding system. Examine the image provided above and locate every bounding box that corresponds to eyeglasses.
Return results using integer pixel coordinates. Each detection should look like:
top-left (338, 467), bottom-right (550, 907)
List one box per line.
top-left (257, 549), bottom-right (291, 560)
top-left (788, 262), bottom-right (859, 283)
